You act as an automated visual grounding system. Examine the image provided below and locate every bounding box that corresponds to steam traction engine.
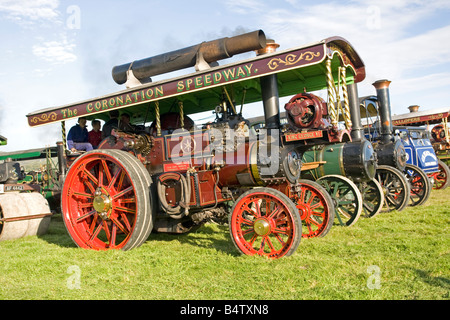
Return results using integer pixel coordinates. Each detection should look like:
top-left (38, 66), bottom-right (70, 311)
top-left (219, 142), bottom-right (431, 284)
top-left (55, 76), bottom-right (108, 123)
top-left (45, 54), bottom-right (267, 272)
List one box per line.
top-left (0, 139), bottom-right (60, 241)
top-left (392, 106), bottom-right (450, 190)
top-left (362, 80), bottom-right (432, 210)
top-left (250, 81), bottom-right (379, 228)
top-left (298, 79), bottom-right (381, 225)
top-left (26, 30), bottom-right (367, 258)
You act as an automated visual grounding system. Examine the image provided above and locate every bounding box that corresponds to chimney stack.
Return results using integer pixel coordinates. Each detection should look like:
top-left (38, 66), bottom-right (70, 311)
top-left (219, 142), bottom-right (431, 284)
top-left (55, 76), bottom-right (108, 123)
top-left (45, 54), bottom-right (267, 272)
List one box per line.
top-left (408, 105), bottom-right (419, 113)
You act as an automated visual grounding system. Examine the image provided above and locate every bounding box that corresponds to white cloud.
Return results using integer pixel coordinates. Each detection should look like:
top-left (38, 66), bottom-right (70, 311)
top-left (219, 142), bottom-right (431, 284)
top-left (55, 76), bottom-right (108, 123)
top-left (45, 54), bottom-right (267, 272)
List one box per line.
top-left (225, 0), bottom-right (262, 14)
top-left (0, 0), bottom-right (60, 23)
top-left (258, 1), bottom-right (450, 78)
top-left (32, 35), bottom-right (77, 64)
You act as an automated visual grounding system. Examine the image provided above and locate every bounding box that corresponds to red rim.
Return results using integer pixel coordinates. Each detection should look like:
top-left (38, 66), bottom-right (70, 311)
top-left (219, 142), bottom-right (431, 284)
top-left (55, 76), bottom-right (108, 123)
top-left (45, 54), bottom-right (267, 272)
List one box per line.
top-left (62, 152), bottom-right (139, 250)
top-left (230, 191), bottom-right (298, 259)
top-left (291, 183), bottom-right (332, 238)
top-left (432, 162), bottom-right (449, 190)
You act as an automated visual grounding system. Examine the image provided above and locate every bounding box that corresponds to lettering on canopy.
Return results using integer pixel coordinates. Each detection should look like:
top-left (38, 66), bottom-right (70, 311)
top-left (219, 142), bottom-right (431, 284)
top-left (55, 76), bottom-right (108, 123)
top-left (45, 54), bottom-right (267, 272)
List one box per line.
top-left (392, 113), bottom-right (449, 126)
top-left (27, 46), bottom-right (325, 127)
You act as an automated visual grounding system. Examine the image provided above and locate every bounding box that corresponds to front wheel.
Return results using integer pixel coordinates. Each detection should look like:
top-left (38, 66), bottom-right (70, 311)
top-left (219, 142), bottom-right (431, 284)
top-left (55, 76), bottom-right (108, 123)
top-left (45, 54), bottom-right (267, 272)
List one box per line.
top-left (229, 187), bottom-right (302, 259)
top-left (61, 149), bottom-right (154, 250)
top-left (317, 175), bottom-right (362, 227)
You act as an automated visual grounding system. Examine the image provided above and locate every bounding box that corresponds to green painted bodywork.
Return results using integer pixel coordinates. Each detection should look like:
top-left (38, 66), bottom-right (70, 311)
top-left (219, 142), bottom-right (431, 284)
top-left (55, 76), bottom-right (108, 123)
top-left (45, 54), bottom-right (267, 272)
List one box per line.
top-left (302, 143), bottom-right (346, 179)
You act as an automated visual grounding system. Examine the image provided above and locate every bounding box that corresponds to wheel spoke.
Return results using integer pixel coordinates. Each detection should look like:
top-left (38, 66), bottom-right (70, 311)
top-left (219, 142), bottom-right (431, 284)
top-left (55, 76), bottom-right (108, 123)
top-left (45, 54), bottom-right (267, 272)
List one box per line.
top-left (117, 170), bottom-right (126, 192)
top-left (110, 216), bottom-right (130, 235)
top-left (114, 205), bottom-right (136, 215)
top-left (108, 168), bottom-right (122, 189)
top-left (273, 226), bottom-right (289, 236)
top-left (76, 209), bottom-right (96, 223)
top-left (119, 198), bottom-right (135, 204)
top-left (243, 203), bottom-right (258, 218)
top-left (102, 220), bottom-right (111, 244)
top-left (82, 167), bottom-right (99, 186)
top-left (89, 214), bottom-right (99, 234)
top-left (307, 193), bottom-right (317, 206)
top-left (267, 205), bottom-right (281, 219)
top-left (119, 212), bottom-right (132, 232)
top-left (84, 180), bottom-right (97, 194)
top-left (101, 160), bottom-right (113, 185)
top-left (274, 233), bottom-right (286, 246)
top-left (264, 236), bottom-right (276, 253)
top-left (110, 224), bottom-right (117, 248)
top-left (79, 202), bottom-right (94, 209)
top-left (89, 223), bottom-right (103, 242)
top-left (98, 166), bottom-right (104, 187)
top-left (337, 207), bottom-right (352, 219)
top-left (254, 200), bottom-right (262, 218)
top-left (72, 191), bottom-right (94, 199)
top-left (241, 217), bottom-right (254, 226)
top-left (113, 186), bottom-right (134, 200)
top-left (248, 232), bottom-right (259, 246)
top-left (242, 228), bottom-right (255, 236)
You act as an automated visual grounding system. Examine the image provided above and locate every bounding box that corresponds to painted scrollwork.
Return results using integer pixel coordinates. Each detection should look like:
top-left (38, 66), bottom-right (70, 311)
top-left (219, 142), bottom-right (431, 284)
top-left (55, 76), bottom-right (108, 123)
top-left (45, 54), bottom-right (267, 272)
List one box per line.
top-left (30, 112), bottom-right (58, 124)
top-left (267, 51), bottom-right (321, 70)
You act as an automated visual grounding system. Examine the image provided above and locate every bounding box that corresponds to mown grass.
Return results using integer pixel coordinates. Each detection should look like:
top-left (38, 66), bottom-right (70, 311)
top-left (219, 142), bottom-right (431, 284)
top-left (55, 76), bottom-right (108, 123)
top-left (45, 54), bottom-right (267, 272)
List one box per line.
top-left (0, 189), bottom-right (448, 300)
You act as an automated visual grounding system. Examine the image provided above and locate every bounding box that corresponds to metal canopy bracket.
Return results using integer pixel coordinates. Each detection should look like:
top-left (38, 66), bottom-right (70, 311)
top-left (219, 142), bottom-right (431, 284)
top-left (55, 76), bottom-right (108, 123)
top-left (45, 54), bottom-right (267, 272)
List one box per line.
top-left (125, 69), bottom-right (147, 89)
top-left (195, 51), bottom-right (218, 72)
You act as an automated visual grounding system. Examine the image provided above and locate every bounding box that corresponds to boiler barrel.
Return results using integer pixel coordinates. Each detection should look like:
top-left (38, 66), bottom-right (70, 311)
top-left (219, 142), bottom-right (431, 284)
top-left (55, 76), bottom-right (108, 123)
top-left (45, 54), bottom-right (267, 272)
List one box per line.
top-left (373, 139), bottom-right (407, 171)
top-left (112, 30), bottom-right (266, 84)
top-left (302, 140), bottom-right (377, 183)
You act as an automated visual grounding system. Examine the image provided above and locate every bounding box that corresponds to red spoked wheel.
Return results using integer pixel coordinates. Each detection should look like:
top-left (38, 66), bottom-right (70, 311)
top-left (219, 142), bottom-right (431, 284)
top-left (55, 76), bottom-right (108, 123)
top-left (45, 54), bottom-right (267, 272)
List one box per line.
top-left (404, 164), bottom-right (431, 206)
top-left (289, 180), bottom-right (335, 238)
top-left (229, 188), bottom-right (302, 259)
top-left (432, 159), bottom-right (450, 190)
top-left (61, 149), bottom-right (154, 250)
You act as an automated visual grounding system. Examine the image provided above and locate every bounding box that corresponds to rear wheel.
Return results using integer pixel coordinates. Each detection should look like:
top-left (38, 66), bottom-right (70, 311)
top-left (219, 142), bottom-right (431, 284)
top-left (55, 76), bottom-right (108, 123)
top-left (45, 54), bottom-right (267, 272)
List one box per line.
top-left (316, 175), bottom-right (362, 227)
top-left (375, 165), bottom-right (410, 213)
top-left (404, 164), bottom-right (431, 206)
top-left (229, 187), bottom-right (302, 259)
top-left (289, 180), bottom-right (335, 238)
top-left (358, 179), bottom-right (384, 218)
top-left (61, 149), bottom-right (153, 250)
top-left (432, 159), bottom-right (450, 190)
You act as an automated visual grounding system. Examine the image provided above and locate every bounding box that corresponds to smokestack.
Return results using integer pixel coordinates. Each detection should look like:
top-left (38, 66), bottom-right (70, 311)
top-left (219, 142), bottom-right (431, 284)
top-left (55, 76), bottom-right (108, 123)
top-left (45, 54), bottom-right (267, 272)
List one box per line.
top-left (257, 40), bottom-right (281, 129)
top-left (347, 82), bottom-right (364, 141)
top-left (56, 141), bottom-right (66, 178)
top-left (408, 105), bottom-right (419, 113)
top-left (372, 79), bottom-right (393, 144)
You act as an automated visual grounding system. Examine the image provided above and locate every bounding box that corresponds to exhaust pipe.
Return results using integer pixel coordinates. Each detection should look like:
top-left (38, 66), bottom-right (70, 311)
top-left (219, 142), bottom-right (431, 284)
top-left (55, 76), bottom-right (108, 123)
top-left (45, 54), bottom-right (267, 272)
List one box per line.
top-left (348, 82), bottom-right (364, 141)
top-left (56, 141), bottom-right (66, 178)
top-left (112, 30), bottom-right (267, 84)
top-left (372, 79), bottom-right (393, 144)
top-left (258, 40), bottom-right (281, 129)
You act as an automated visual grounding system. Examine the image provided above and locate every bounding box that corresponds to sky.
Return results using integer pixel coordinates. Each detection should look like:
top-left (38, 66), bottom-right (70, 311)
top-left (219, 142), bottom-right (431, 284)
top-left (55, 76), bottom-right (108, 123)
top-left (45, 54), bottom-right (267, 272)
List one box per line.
top-left (0, 0), bottom-right (450, 151)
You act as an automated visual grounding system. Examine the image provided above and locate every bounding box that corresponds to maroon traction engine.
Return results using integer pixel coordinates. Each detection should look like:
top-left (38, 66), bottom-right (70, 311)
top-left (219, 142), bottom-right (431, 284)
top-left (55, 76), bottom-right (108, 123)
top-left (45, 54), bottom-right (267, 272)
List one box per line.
top-left (26, 30), bottom-right (366, 259)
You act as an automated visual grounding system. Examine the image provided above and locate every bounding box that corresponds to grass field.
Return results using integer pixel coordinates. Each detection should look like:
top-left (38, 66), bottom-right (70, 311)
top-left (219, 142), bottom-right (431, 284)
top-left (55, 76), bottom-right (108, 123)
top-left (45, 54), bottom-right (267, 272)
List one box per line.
top-left (0, 188), bottom-right (448, 301)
